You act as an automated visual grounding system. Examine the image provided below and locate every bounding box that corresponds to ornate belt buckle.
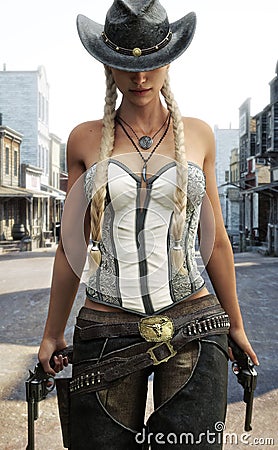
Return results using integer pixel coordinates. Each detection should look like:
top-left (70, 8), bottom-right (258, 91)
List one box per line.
top-left (139, 315), bottom-right (175, 342)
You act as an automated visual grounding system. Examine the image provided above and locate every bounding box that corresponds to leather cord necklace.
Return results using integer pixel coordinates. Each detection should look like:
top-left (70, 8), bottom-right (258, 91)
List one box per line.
top-left (117, 113), bottom-right (170, 150)
top-left (116, 113), bottom-right (171, 182)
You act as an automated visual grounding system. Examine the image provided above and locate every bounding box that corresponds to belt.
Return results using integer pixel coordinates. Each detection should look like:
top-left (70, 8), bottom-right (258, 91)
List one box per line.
top-left (70, 304), bottom-right (230, 396)
top-left (75, 303), bottom-right (226, 340)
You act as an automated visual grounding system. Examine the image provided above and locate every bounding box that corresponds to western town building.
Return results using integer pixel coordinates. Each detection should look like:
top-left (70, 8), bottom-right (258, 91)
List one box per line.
top-left (0, 66), bottom-right (66, 251)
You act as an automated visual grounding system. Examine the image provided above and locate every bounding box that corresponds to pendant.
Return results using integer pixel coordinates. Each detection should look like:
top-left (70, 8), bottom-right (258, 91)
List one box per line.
top-left (139, 135), bottom-right (153, 150)
top-left (142, 163), bottom-right (147, 182)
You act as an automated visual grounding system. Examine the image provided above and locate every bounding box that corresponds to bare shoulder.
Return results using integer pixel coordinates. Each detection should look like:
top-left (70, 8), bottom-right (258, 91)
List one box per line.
top-left (183, 117), bottom-right (214, 140)
top-left (182, 117), bottom-right (215, 165)
top-left (67, 119), bottom-right (103, 168)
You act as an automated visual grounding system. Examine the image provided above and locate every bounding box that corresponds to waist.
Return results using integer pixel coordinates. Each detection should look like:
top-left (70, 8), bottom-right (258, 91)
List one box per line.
top-left (82, 292), bottom-right (219, 324)
top-left (84, 285), bottom-right (210, 314)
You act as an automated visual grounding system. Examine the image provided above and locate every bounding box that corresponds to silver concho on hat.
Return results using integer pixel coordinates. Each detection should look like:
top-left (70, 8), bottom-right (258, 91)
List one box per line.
top-left (77, 0), bottom-right (196, 72)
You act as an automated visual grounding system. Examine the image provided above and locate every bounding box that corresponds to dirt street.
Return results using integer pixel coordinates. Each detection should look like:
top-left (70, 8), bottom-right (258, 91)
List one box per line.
top-left (0, 248), bottom-right (277, 449)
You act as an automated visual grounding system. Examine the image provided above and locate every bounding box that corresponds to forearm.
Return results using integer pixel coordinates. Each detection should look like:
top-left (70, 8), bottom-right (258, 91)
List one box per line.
top-left (205, 237), bottom-right (243, 329)
top-left (42, 242), bottom-right (83, 340)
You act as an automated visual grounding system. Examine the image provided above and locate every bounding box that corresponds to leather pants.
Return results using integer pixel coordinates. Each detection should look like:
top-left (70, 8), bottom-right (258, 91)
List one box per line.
top-left (69, 299), bottom-right (228, 450)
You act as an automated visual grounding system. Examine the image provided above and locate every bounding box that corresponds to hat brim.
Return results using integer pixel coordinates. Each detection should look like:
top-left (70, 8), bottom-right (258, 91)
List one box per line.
top-left (76, 12), bottom-right (196, 72)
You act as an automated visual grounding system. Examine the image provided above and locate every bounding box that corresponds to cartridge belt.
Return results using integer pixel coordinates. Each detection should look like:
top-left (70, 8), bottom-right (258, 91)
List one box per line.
top-left (70, 305), bottom-right (230, 396)
top-left (75, 304), bottom-right (227, 341)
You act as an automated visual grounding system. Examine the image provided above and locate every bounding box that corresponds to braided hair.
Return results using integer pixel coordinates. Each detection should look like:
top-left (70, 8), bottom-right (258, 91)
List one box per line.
top-left (89, 66), bottom-right (117, 269)
top-left (161, 72), bottom-right (188, 274)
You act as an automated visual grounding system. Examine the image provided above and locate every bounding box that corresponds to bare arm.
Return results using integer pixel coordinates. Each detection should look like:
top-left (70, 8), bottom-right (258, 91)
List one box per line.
top-left (38, 125), bottom-right (92, 374)
top-left (199, 122), bottom-right (259, 365)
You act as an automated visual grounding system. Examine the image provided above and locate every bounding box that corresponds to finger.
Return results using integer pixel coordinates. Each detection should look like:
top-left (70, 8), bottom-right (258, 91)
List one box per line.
top-left (239, 341), bottom-right (260, 366)
top-left (53, 355), bottom-right (64, 373)
top-left (41, 360), bottom-right (56, 377)
top-left (53, 354), bottom-right (69, 372)
top-left (247, 347), bottom-right (260, 366)
top-left (63, 356), bottom-right (69, 367)
top-left (228, 347), bottom-right (235, 361)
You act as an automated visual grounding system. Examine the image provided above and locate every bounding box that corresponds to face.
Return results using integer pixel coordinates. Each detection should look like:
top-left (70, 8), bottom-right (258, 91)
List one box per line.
top-left (109, 65), bottom-right (169, 106)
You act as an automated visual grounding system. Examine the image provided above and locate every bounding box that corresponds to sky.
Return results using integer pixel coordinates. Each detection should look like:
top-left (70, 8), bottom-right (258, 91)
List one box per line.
top-left (0, 0), bottom-right (277, 142)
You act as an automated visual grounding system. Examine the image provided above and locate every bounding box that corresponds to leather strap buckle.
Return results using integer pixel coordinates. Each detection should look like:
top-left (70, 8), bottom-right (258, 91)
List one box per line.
top-left (147, 341), bottom-right (177, 365)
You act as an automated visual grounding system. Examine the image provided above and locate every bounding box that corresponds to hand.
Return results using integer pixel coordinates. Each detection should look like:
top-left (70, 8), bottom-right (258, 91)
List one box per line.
top-left (38, 336), bottom-right (68, 376)
top-left (228, 326), bottom-right (259, 366)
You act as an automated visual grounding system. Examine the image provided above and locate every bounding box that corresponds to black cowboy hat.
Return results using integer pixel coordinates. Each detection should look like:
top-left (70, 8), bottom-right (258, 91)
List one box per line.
top-left (77, 0), bottom-right (196, 72)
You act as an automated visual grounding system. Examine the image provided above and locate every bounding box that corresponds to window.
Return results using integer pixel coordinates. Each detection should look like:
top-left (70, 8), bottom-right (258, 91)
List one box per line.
top-left (39, 93), bottom-right (42, 120)
top-left (45, 148), bottom-right (49, 175)
top-left (267, 112), bottom-right (272, 138)
top-left (239, 112), bottom-right (247, 137)
top-left (41, 146), bottom-right (44, 169)
top-left (14, 150), bottom-right (18, 176)
top-left (256, 122), bottom-right (261, 145)
top-left (5, 147), bottom-right (9, 175)
top-left (39, 93), bottom-right (47, 123)
top-left (41, 95), bottom-right (44, 122)
top-left (46, 99), bottom-right (49, 125)
top-left (38, 145), bottom-right (41, 168)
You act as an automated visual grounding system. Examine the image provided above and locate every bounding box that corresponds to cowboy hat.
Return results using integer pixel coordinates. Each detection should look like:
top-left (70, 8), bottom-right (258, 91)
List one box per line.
top-left (77, 0), bottom-right (196, 72)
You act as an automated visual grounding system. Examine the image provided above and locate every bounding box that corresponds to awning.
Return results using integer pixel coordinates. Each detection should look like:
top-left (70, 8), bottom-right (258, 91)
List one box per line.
top-left (41, 184), bottom-right (66, 200)
top-left (0, 186), bottom-right (50, 198)
top-left (242, 181), bottom-right (278, 195)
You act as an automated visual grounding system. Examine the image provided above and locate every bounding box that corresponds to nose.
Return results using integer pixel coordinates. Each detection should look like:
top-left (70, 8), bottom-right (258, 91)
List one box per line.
top-left (132, 72), bottom-right (147, 86)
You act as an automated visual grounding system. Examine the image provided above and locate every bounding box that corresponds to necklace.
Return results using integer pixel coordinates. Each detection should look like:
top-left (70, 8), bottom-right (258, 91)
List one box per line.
top-left (116, 113), bottom-right (171, 182)
top-left (117, 114), bottom-right (169, 150)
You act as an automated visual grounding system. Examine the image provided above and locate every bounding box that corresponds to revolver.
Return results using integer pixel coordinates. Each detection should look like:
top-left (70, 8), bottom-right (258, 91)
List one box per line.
top-left (228, 336), bottom-right (258, 431)
top-left (25, 346), bottom-right (73, 450)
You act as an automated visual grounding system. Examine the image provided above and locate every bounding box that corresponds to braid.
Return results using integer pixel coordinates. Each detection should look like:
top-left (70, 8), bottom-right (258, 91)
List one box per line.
top-left (161, 72), bottom-right (188, 274)
top-left (89, 66), bottom-right (117, 270)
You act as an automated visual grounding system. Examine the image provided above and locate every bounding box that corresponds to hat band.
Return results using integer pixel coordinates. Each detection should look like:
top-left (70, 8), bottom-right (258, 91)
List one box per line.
top-left (101, 29), bottom-right (172, 58)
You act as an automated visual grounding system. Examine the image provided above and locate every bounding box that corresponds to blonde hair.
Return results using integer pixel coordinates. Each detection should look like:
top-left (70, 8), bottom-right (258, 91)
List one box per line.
top-left (90, 67), bottom-right (188, 274)
top-left (89, 66), bottom-right (117, 269)
top-left (161, 72), bottom-right (188, 274)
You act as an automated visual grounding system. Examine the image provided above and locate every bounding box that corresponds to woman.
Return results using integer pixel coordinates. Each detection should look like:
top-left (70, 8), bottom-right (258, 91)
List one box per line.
top-left (39, 1), bottom-right (259, 449)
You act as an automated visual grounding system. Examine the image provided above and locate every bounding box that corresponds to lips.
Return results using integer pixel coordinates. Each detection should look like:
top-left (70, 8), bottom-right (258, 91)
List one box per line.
top-left (129, 88), bottom-right (152, 96)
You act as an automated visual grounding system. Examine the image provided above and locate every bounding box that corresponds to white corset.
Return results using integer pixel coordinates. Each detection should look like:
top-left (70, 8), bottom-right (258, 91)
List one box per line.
top-left (84, 158), bottom-right (206, 315)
